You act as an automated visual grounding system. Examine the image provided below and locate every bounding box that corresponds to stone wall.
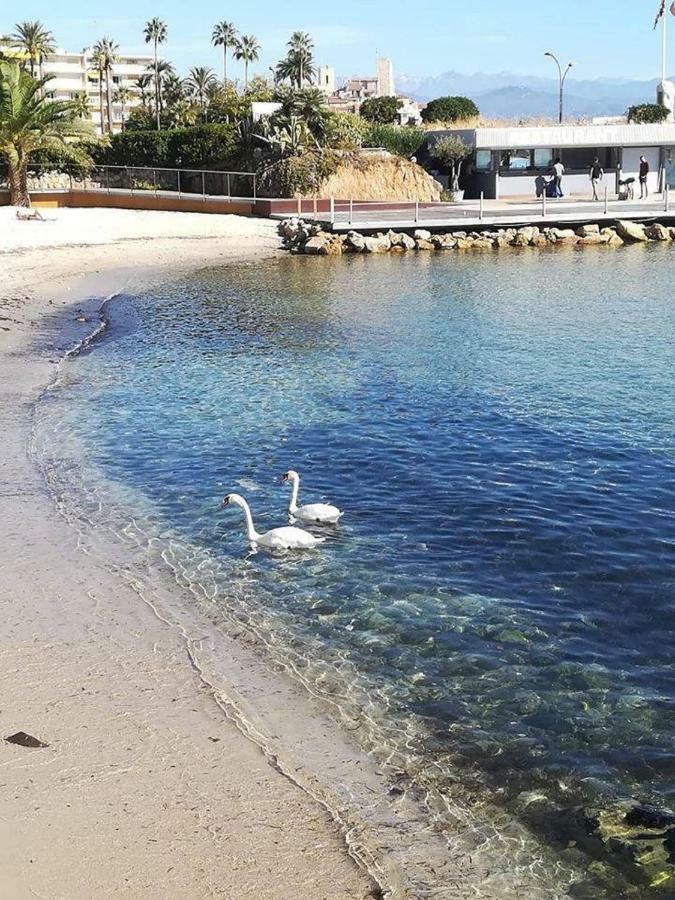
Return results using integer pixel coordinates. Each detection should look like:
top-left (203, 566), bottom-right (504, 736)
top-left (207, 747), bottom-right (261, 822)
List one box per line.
top-left (278, 218), bottom-right (675, 256)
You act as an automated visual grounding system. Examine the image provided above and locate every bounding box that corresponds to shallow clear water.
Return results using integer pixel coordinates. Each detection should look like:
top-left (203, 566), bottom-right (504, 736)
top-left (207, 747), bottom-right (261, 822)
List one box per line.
top-left (39, 249), bottom-right (675, 896)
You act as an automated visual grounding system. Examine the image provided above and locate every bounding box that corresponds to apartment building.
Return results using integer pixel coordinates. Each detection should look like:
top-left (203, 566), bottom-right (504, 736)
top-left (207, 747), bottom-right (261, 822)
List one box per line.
top-left (0, 39), bottom-right (151, 134)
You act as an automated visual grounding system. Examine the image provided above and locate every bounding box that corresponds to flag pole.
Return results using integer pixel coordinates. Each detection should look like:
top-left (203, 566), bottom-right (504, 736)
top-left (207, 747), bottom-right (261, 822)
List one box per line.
top-left (663, 5), bottom-right (668, 82)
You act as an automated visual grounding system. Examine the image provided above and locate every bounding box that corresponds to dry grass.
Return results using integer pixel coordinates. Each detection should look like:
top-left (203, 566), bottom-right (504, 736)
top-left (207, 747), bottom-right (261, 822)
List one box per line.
top-left (313, 154), bottom-right (442, 202)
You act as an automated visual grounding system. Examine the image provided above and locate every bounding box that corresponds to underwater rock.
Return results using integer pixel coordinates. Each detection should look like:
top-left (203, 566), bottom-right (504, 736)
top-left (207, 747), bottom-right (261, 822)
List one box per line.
top-left (625, 805), bottom-right (675, 830)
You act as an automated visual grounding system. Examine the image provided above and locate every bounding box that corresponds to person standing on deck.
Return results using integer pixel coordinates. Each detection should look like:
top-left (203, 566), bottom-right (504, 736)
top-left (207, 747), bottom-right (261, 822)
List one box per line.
top-left (639, 156), bottom-right (650, 199)
top-left (589, 157), bottom-right (604, 201)
top-left (552, 157), bottom-right (565, 198)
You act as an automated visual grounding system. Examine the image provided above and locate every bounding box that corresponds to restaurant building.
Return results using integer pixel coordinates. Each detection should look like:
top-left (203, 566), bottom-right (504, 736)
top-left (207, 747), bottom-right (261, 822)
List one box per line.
top-left (426, 123), bottom-right (675, 199)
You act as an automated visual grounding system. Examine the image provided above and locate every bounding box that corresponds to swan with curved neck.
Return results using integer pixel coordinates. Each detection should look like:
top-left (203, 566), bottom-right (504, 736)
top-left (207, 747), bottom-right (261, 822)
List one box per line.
top-left (222, 493), bottom-right (325, 550)
top-left (282, 470), bottom-right (343, 525)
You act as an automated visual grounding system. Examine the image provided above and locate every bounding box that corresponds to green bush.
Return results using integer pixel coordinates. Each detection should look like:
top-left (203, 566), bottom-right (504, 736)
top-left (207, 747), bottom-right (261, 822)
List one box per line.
top-left (257, 150), bottom-right (340, 197)
top-left (324, 111), bottom-right (369, 149)
top-left (627, 103), bottom-right (670, 124)
top-left (362, 123), bottom-right (425, 157)
top-left (421, 95), bottom-right (479, 124)
top-left (97, 123), bottom-right (238, 170)
top-left (359, 96), bottom-right (402, 124)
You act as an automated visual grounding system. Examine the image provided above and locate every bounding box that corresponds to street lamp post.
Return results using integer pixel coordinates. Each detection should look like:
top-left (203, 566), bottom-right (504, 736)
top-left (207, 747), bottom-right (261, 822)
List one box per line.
top-left (545, 52), bottom-right (574, 124)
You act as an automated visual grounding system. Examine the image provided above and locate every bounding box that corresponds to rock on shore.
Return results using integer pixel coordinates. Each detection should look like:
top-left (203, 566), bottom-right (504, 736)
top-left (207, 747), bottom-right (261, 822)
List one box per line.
top-left (278, 218), bottom-right (674, 256)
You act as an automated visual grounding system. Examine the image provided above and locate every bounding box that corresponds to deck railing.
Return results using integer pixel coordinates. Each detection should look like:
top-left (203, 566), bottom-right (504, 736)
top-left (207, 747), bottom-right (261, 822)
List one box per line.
top-left (0, 163), bottom-right (257, 201)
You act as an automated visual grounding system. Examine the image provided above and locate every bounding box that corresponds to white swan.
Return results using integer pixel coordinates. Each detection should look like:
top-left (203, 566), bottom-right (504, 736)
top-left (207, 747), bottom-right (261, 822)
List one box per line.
top-left (222, 494), bottom-right (325, 550)
top-left (282, 470), bottom-right (343, 525)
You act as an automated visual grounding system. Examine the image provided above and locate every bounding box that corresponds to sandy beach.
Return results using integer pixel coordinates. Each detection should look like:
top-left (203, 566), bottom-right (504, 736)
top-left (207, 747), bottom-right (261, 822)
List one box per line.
top-left (0, 209), bottom-right (384, 899)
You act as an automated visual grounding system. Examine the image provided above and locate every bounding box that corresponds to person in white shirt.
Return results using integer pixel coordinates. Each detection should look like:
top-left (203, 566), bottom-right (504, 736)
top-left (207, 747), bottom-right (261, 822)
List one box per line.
top-left (552, 158), bottom-right (565, 198)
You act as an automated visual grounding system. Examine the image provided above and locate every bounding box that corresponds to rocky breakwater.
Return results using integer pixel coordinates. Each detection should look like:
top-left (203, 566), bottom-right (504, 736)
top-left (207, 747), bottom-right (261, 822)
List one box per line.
top-left (278, 218), bottom-right (675, 256)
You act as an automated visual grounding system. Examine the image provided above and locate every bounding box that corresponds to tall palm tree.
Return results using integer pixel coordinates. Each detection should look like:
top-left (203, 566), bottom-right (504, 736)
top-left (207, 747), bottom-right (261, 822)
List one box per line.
top-left (136, 73), bottom-right (153, 109)
top-left (149, 59), bottom-right (174, 112)
top-left (88, 45), bottom-right (106, 135)
top-left (0, 60), bottom-right (83, 205)
top-left (11, 21), bottom-right (55, 78)
top-left (275, 32), bottom-right (316, 89)
top-left (288, 31), bottom-right (314, 87)
top-left (234, 35), bottom-right (260, 89)
top-left (186, 66), bottom-right (217, 108)
top-left (143, 17), bottom-right (167, 129)
top-left (211, 21), bottom-right (238, 82)
top-left (92, 37), bottom-right (118, 134)
top-left (114, 85), bottom-right (133, 125)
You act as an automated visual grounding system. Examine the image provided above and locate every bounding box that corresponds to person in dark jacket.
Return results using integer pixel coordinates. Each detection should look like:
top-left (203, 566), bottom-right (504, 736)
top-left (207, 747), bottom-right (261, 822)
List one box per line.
top-left (589, 157), bottom-right (604, 201)
top-left (639, 156), bottom-right (650, 199)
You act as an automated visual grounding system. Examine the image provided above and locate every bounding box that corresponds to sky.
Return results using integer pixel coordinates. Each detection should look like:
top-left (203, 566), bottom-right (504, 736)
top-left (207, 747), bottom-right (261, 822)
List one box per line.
top-left (2, 0), bottom-right (672, 82)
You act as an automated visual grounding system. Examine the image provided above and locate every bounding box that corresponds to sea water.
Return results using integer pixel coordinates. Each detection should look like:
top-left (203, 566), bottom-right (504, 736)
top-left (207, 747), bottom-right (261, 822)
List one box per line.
top-left (36, 248), bottom-right (675, 897)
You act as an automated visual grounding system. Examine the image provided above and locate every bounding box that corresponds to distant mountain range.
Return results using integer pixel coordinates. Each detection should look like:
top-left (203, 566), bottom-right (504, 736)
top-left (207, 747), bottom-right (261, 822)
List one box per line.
top-left (396, 71), bottom-right (672, 119)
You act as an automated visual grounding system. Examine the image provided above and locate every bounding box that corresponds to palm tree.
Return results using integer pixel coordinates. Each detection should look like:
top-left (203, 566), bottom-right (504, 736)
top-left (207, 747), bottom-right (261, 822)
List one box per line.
top-left (71, 90), bottom-right (90, 120)
top-left (162, 72), bottom-right (186, 109)
top-left (186, 66), bottom-right (217, 108)
top-left (0, 60), bottom-right (83, 205)
top-left (150, 59), bottom-right (174, 112)
top-left (275, 34), bottom-right (316, 90)
top-left (114, 85), bottom-right (133, 125)
top-left (136, 73), bottom-right (153, 109)
top-left (234, 35), bottom-right (260, 89)
top-left (143, 17), bottom-right (167, 129)
top-left (92, 38), bottom-right (118, 134)
top-left (211, 21), bottom-right (238, 82)
top-left (11, 21), bottom-right (55, 78)
top-left (88, 46), bottom-right (106, 134)
top-left (287, 31), bottom-right (315, 87)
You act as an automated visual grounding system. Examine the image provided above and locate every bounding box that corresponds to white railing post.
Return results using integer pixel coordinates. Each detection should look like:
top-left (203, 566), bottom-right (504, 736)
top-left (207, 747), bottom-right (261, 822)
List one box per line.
top-left (177, 169), bottom-right (181, 198)
top-left (479, 191), bottom-right (484, 221)
top-left (330, 196), bottom-right (335, 225)
top-left (542, 189), bottom-right (546, 218)
top-left (665, 184), bottom-right (669, 213)
top-left (414, 199), bottom-right (419, 224)
top-left (604, 185), bottom-right (608, 215)
top-left (349, 198), bottom-right (353, 225)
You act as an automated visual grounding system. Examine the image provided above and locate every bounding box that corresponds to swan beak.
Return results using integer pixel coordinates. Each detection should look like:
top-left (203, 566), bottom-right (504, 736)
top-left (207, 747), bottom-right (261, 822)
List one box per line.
top-left (222, 497), bottom-right (230, 507)
top-left (281, 473), bottom-right (289, 483)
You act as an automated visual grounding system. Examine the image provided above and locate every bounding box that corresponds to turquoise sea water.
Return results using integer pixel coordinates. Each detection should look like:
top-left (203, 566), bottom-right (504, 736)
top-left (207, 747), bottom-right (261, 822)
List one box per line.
top-left (38, 248), bottom-right (675, 897)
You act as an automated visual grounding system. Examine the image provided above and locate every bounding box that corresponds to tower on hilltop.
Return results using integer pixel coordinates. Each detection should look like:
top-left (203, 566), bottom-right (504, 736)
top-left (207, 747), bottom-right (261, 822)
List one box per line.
top-left (376, 58), bottom-right (395, 97)
top-left (318, 65), bottom-right (336, 95)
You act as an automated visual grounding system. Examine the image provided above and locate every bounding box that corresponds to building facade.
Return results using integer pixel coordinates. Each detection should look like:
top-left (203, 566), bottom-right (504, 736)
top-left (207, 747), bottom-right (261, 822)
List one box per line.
top-left (426, 123), bottom-right (675, 199)
top-left (318, 57), bottom-right (422, 124)
top-left (0, 40), bottom-right (151, 134)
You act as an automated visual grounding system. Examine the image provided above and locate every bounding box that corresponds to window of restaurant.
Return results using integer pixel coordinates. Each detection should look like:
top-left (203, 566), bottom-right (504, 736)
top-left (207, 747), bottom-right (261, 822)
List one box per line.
top-left (475, 149), bottom-right (492, 171)
top-left (560, 147), bottom-right (613, 170)
top-left (500, 149), bottom-right (531, 170)
top-left (499, 149), bottom-right (554, 171)
top-left (533, 148), bottom-right (554, 169)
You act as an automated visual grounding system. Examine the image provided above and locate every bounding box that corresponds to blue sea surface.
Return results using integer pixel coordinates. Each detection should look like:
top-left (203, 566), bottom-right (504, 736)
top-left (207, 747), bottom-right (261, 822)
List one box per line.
top-left (43, 249), bottom-right (675, 896)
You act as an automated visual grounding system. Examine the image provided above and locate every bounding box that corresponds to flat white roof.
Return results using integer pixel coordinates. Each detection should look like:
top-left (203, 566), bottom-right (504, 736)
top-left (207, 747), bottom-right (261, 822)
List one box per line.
top-left (475, 123), bottom-right (675, 149)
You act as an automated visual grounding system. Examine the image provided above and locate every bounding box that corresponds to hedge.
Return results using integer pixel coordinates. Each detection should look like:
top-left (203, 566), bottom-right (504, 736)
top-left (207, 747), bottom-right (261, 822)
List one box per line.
top-left (97, 123), bottom-right (238, 170)
top-left (363, 124), bottom-right (426, 158)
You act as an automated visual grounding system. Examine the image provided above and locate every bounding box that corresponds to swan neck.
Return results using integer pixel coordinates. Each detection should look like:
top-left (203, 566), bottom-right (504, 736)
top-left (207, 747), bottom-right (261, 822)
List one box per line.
top-left (289, 475), bottom-right (300, 512)
top-left (237, 498), bottom-right (259, 542)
